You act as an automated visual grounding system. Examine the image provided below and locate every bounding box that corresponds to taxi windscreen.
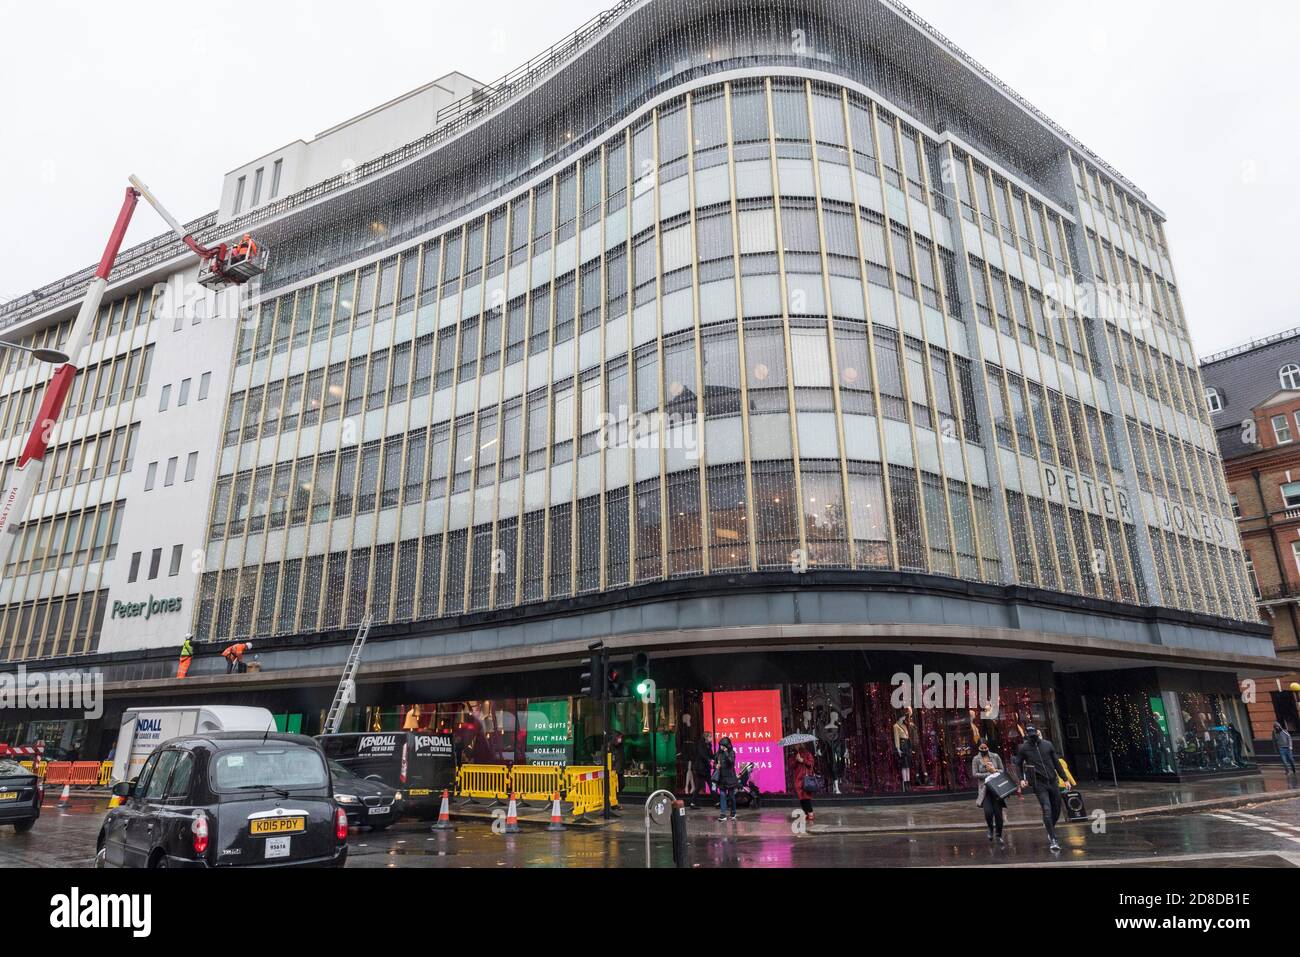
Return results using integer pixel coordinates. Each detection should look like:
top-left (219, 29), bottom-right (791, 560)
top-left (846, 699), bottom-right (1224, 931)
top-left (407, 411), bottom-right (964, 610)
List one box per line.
top-left (210, 747), bottom-right (328, 792)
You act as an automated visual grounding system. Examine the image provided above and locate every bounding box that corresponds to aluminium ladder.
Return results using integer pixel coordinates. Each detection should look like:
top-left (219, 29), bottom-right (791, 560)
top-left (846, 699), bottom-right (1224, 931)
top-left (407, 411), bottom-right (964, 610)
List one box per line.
top-left (323, 614), bottom-right (372, 734)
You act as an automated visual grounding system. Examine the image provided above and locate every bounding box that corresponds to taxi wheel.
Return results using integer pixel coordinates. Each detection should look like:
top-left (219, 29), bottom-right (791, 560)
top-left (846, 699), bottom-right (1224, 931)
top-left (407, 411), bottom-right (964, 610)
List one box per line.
top-left (151, 854), bottom-right (169, 869)
top-left (13, 819), bottom-right (34, 834)
top-left (95, 845), bottom-right (107, 868)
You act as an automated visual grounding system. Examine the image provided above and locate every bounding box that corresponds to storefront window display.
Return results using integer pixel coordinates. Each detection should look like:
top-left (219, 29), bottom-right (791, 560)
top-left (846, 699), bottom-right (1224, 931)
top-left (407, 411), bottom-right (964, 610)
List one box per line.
top-left (349, 665), bottom-right (1053, 800)
top-left (1091, 689), bottom-right (1254, 776)
top-left (0, 718), bottom-right (87, 759)
top-left (1168, 692), bottom-right (1253, 771)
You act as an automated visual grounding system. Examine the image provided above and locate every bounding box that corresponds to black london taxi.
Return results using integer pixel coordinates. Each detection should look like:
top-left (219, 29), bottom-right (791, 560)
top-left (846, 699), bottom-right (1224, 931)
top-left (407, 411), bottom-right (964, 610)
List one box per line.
top-left (0, 759), bottom-right (42, 833)
top-left (97, 731), bottom-right (347, 868)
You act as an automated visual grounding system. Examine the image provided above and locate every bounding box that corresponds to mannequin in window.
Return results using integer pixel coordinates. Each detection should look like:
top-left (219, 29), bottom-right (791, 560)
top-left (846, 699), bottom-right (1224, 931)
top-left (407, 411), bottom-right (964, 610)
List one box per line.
top-left (893, 711), bottom-right (913, 792)
top-left (403, 705), bottom-right (421, 732)
top-left (820, 713), bottom-right (846, 795)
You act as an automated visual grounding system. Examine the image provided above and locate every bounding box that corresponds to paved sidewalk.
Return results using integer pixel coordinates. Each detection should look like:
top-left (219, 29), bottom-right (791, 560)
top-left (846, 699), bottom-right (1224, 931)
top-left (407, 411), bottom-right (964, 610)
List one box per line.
top-left (466, 766), bottom-right (1300, 837)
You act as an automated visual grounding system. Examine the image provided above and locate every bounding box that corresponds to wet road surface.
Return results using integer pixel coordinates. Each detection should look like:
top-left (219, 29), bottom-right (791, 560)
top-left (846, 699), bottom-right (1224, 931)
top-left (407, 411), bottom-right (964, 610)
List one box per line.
top-left (7, 794), bottom-right (1300, 867)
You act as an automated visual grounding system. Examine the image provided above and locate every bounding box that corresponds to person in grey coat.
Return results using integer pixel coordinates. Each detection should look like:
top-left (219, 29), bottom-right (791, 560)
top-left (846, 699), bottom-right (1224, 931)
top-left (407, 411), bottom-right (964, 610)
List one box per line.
top-left (1274, 722), bottom-right (1296, 775)
top-left (971, 742), bottom-right (1014, 843)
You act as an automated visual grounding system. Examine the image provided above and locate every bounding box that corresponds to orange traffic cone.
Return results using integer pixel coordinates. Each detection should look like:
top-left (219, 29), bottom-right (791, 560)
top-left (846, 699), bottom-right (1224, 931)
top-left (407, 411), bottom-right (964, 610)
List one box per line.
top-left (503, 792), bottom-right (521, 834)
top-left (57, 784), bottom-right (71, 808)
top-left (432, 789), bottom-right (454, 830)
top-left (547, 792), bottom-right (565, 831)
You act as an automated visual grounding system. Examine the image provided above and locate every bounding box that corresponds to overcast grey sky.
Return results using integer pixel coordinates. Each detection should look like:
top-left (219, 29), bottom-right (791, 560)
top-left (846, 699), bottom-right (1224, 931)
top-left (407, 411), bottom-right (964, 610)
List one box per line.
top-left (1, 0), bottom-right (1295, 358)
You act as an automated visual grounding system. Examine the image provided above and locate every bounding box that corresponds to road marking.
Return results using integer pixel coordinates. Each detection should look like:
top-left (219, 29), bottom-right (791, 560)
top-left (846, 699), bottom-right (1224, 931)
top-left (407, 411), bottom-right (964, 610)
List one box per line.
top-left (1211, 811), bottom-right (1300, 844)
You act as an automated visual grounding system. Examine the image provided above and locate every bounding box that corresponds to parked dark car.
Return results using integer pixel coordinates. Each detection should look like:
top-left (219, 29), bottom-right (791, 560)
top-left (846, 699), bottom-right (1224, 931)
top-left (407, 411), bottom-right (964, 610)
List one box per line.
top-left (96, 731), bottom-right (347, 868)
top-left (316, 731), bottom-right (454, 818)
top-left (330, 761), bottom-right (401, 830)
top-left (0, 759), bottom-right (41, 833)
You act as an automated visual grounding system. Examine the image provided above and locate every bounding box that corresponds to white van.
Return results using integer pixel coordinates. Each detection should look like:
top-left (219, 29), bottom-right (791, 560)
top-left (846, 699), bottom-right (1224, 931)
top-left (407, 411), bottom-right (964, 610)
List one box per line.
top-left (110, 706), bottom-right (277, 785)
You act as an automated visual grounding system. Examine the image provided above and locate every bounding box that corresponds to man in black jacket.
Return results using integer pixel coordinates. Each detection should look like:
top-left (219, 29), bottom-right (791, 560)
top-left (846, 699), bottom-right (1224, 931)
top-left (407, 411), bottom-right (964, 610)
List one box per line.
top-left (1013, 725), bottom-right (1069, 852)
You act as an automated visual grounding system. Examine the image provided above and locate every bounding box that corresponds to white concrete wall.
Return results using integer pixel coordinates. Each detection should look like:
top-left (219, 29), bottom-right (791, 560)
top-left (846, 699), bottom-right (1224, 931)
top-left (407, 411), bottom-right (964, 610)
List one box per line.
top-left (218, 71), bottom-right (483, 223)
top-left (96, 267), bottom-right (239, 653)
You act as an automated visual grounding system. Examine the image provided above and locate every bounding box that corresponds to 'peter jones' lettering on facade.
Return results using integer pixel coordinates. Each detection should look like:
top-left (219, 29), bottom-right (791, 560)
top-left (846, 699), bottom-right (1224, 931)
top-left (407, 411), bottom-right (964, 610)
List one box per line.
top-left (111, 596), bottom-right (183, 621)
top-left (1041, 463), bottom-right (1133, 523)
top-left (1148, 495), bottom-right (1230, 547)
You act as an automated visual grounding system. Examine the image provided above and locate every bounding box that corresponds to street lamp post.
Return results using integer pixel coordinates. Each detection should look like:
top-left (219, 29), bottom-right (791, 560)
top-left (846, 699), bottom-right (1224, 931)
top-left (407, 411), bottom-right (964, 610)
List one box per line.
top-left (0, 341), bottom-right (72, 365)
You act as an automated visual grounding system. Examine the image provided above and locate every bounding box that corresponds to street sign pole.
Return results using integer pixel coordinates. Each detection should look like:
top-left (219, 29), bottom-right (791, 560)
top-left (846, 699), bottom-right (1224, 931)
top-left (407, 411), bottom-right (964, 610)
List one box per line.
top-left (601, 648), bottom-right (611, 821)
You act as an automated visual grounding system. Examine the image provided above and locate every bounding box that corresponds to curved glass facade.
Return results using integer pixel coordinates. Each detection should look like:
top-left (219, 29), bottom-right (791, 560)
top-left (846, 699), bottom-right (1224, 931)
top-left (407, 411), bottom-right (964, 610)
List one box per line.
top-left (192, 7), bottom-right (1255, 642)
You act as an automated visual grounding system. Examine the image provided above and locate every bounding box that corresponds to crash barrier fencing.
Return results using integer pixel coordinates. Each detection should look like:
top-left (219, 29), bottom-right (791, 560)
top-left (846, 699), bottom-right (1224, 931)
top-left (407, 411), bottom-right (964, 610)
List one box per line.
top-left (564, 765), bottom-right (620, 819)
top-left (456, 763), bottom-right (511, 801)
top-left (28, 760), bottom-right (113, 787)
top-left (454, 760), bottom-right (619, 817)
top-left (509, 764), bottom-right (565, 803)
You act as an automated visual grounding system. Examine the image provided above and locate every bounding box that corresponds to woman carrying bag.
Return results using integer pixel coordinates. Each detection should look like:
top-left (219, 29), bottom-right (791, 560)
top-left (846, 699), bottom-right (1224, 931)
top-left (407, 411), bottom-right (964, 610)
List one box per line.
top-left (791, 743), bottom-right (820, 821)
top-left (972, 741), bottom-right (1015, 844)
top-left (713, 736), bottom-right (740, 822)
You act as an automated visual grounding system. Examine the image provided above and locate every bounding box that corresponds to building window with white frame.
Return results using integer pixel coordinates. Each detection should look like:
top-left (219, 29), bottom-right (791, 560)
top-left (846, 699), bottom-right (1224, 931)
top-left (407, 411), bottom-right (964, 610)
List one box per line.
top-left (1283, 481), bottom-right (1300, 509)
top-left (1281, 364), bottom-right (1300, 390)
top-left (1244, 554), bottom-right (1261, 599)
top-left (1204, 387), bottom-right (1222, 412)
top-left (1273, 414), bottom-right (1293, 444)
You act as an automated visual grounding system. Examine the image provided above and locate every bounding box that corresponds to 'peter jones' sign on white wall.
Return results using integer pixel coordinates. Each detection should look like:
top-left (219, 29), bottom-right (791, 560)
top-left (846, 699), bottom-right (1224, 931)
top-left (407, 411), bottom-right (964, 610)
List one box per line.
top-left (112, 595), bottom-right (183, 621)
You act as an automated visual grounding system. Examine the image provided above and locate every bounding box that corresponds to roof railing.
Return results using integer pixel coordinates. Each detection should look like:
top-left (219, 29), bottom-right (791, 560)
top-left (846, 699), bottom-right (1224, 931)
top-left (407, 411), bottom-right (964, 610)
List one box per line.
top-left (1200, 326), bottom-right (1300, 366)
top-left (2, 0), bottom-right (1167, 332)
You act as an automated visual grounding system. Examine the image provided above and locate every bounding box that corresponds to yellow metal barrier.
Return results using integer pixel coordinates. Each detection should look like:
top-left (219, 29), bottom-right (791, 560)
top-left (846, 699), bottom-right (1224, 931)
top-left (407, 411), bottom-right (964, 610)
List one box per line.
top-left (18, 761), bottom-right (33, 773)
top-left (98, 762), bottom-right (114, 786)
top-left (563, 764), bottom-right (619, 819)
top-left (509, 764), bottom-right (564, 803)
top-left (456, 764), bottom-right (510, 801)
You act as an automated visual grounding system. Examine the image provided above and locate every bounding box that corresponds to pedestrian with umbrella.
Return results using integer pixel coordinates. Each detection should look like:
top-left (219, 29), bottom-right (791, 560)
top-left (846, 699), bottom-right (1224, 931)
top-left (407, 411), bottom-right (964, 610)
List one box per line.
top-left (778, 732), bottom-right (820, 821)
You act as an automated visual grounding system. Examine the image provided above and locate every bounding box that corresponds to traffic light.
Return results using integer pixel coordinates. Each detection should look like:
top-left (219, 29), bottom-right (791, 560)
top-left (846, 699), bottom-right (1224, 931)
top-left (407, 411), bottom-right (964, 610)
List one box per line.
top-left (633, 652), bottom-right (652, 701)
top-left (580, 643), bottom-right (606, 700)
top-left (606, 661), bottom-right (629, 699)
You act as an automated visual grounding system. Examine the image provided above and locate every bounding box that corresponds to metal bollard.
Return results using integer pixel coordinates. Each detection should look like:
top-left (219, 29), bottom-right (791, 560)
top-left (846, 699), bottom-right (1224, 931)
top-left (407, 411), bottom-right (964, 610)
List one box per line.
top-left (670, 800), bottom-right (689, 868)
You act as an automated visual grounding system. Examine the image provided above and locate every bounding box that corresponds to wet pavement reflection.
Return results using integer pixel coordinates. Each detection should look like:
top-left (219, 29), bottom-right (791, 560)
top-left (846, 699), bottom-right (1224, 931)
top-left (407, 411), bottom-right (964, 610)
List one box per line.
top-left (5, 793), bottom-right (1300, 868)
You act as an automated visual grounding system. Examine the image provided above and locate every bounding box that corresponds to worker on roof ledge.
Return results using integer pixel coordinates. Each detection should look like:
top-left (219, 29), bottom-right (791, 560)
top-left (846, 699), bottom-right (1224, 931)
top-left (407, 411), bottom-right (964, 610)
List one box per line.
top-left (222, 640), bottom-right (252, 674)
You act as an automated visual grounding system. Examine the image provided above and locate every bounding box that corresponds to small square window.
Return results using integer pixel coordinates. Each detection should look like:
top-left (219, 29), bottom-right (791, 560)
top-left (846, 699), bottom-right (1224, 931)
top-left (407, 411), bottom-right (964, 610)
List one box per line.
top-left (1273, 414), bottom-right (1292, 445)
top-left (144, 462), bottom-right (158, 491)
top-left (198, 372), bottom-right (211, 400)
top-left (185, 451), bottom-right (199, 482)
top-left (148, 547), bottom-right (162, 580)
top-left (1283, 482), bottom-right (1300, 509)
top-left (159, 384), bottom-right (171, 412)
top-left (127, 551), bottom-right (141, 583)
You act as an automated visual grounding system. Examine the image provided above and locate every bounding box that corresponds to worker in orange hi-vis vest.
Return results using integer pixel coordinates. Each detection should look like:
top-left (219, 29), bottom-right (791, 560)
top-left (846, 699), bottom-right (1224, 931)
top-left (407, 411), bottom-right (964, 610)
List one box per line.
top-left (222, 641), bottom-right (253, 674)
top-left (176, 634), bottom-right (194, 679)
top-left (231, 233), bottom-right (257, 263)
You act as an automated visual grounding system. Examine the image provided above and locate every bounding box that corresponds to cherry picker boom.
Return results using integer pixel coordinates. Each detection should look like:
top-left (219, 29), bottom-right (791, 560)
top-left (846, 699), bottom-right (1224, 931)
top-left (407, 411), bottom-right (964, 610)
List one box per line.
top-left (0, 176), bottom-right (267, 575)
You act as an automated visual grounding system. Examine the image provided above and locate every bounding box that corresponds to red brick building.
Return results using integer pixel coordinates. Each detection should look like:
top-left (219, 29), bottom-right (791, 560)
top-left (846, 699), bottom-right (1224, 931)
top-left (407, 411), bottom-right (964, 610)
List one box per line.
top-left (1203, 329), bottom-right (1300, 748)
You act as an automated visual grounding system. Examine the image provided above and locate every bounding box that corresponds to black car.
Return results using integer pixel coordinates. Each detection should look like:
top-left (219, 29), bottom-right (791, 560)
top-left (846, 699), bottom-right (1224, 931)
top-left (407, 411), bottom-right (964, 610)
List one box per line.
top-left (329, 761), bottom-right (401, 830)
top-left (0, 759), bottom-right (41, 833)
top-left (316, 731), bottom-right (454, 818)
top-left (97, 731), bottom-right (347, 868)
